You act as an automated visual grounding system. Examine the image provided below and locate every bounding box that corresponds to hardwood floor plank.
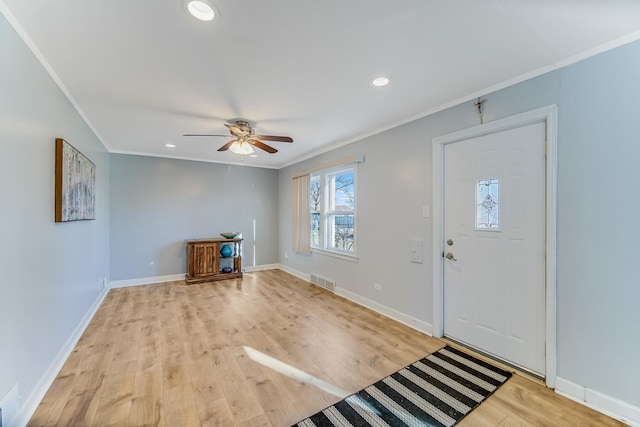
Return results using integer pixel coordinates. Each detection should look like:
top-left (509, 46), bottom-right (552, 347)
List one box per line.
top-left (163, 384), bottom-right (201, 427)
top-left (78, 350), bottom-right (114, 377)
top-left (130, 370), bottom-right (164, 427)
top-left (92, 373), bottom-right (134, 426)
top-left (490, 376), bottom-right (623, 427)
top-left (71, 369), bottom-right (106, 394)
top-left (496, 416), bottom-right (533, 427)
top-left (184, 335), bottom-right (226, 406)
top-left (162, 360), bottom-right (191, 391)
top-left (28, 270), bottom-right (625, 426)
top-left (161, 324), bottom-right (191, 389)
top-left (236, 413), bottom-right (274, 427)
top-left (26, 373), bottom-right (76, 427)
top-left (56, 348), bottom-right (83, 378)
top-left (212, 346), bottom-right (266, 424)
top-left (197, 398), bottom-right (235, 427)
top-left (231, 343), bottom-right (317, 426)
top-left (136, 322), bottom-right (163, 375)
top-left (458, 401), bottom-right (509, 427)
top-left (54, 386), bottom-right (104, 427)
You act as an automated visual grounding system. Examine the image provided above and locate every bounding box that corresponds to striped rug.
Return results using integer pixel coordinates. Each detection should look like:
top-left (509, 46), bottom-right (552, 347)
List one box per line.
top-left (293, 345), bottom-right (512, 427)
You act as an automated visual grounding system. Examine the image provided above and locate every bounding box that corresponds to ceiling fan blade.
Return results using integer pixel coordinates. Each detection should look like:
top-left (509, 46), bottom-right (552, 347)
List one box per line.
top-left (217, 140), bottom-right (237, 152)
top-left (254, 135), bottom-right (293, 142)
top-left (251, 140), bottom-right (278, 153)
top-left (183, 134), bottom-right (230, 137)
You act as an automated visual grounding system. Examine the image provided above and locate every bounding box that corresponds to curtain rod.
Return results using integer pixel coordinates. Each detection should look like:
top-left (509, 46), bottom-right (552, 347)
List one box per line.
top-left (291, 155), bottom-right (364, 179)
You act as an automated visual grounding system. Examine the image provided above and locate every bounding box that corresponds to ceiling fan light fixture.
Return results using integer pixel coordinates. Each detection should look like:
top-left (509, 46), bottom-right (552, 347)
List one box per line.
top-left (371, 76), bottom-right (390, 87)
top-left (229, 139), bottom-right (255, 155)
top-left (186, 0), bottom-right (218, 21)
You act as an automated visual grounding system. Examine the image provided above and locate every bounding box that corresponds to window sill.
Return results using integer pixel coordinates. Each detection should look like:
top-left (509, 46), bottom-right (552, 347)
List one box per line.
top-left (311, 247), bottom-right (359, 263)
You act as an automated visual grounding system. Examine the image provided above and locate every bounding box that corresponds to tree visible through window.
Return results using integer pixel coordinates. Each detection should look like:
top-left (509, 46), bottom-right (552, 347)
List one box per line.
top-left (310, 166), bottom-right (356, 255)
top-left (330, 171), bottom-right (354, 251)
top-left (310, 176), bottom-right (321, 246)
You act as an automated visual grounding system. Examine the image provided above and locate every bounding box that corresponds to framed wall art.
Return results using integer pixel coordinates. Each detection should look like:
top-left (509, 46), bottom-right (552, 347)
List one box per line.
top-left (55, 138), bottom-right (96, 222)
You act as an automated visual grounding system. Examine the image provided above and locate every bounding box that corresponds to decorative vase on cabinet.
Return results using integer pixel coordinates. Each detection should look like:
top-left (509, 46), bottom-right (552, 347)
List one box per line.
top-left (220, 244), bottom-right (233, 258)
top-left (185, 237), bottom-right (242, 284)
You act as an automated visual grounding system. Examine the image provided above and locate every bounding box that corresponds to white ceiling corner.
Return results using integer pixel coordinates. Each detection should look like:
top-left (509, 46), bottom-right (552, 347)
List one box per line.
top-left (3, 0), bottom-right (640, 168)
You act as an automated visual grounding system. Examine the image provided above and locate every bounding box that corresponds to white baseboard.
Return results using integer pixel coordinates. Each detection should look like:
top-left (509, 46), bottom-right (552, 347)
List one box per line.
top-left (14, 288), bottom-right (108, 427)
top-left (556, 377), bottom-right (640, 426)
top-left (335, 287), bottom-right (433, 336)
top-left (110, 265), bottom-right (280, 288)
top-left (244, 264), bottom-right (279, 272)
top-left (277, 264), bottom-right (311, 282)
top-left (109, 273), bottom-right (185, 288)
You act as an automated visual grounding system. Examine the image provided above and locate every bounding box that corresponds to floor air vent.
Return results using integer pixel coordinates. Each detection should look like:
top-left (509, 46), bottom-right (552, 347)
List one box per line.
top-left (309, 273), bottom-right (335, 292)
top-left (324, 279), bottom-right (335, 292)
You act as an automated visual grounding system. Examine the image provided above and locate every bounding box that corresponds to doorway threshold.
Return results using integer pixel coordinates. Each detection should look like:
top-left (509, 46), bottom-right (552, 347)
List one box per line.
top-left (442, 336), bottom-right (546, 386)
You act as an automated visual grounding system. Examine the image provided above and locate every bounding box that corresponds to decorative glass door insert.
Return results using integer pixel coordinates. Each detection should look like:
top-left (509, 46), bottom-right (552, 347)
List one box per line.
top-left (476, 178), bottom-right (500, 230)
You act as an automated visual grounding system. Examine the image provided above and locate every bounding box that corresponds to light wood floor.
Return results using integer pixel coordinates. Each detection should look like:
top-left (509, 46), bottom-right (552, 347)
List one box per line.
top-left (29, 270), bottom-right (623, 426)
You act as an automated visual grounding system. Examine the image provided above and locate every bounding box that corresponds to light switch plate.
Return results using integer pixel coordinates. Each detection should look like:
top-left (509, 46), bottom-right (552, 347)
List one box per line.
top-left (410, 239), bottom-right (423, 263)
top-left (422, 205), bottom-right (430, 218)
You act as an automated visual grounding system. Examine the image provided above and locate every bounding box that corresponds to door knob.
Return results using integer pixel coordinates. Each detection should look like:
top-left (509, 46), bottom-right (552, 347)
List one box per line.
top-left (445, 252), bottom-right (457, 261)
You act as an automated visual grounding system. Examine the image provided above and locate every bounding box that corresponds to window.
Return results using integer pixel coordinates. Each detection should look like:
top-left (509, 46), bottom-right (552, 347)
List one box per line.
top-left (476, 178), bottom-right (500, 230)
top-left (310, 175), bottom-right (321, 247)
top-left (310, 165), bottom-right (357, 256)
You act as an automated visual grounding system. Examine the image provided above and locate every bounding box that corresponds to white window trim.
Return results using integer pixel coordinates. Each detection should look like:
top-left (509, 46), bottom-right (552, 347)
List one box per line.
top-left (310, 163), bottom-right (358, 259)
top-left (311, 247), bottom-right (359, 262)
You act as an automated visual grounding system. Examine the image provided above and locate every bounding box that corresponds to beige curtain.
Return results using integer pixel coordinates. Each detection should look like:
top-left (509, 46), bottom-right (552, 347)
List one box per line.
top-left (292, 174), bottom-right (311, 254)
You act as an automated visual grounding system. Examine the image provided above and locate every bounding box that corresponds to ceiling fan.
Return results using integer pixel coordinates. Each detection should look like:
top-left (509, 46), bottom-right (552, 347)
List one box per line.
top-left (184, 120), bottom-right (293, 155)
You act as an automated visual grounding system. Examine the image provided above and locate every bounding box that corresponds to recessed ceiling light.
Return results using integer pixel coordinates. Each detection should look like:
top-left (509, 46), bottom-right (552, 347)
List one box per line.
top-left (165, 143), bottom-right (176, 148)
top-left (250, 154), bottom-right (258, 158)
top-left (372, 77), bottom-right (390, 87)
top-left (186, 0), bottom-right (218, 21)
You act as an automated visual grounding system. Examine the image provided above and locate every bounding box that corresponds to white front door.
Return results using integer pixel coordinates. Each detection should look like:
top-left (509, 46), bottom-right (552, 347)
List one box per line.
top-left (443, 121), bottom-right (546, 375)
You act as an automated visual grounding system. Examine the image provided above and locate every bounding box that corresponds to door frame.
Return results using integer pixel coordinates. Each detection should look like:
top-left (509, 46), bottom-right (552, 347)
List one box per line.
top-left (432, 105), bottom-right (557, 388)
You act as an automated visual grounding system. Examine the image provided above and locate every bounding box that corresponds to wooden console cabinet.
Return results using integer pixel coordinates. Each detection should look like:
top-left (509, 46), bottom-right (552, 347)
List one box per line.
top-left (185, 238), bottom-right (243, 284)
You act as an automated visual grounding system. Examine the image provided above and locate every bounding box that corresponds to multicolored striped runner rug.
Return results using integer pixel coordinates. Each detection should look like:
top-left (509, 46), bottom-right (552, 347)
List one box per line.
top-left (293, 345), bottom-right (512, 427)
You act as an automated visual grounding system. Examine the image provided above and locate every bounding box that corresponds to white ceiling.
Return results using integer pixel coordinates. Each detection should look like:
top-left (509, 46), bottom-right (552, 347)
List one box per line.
top-left (3, 1), bottom-right (640, 169)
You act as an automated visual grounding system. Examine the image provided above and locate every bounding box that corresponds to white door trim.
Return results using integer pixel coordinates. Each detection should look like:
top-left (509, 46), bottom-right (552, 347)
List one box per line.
top-left (432, 105), bottom-right (557, 388)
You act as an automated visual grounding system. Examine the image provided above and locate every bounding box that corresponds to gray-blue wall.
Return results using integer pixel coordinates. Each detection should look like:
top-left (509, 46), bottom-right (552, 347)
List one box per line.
top-left (109, 154), bottom-right (279, 280)
top-left (279, 40), bottom-right (640, 407)
top-left (555, 44), bottom-right (640, 404)
top-left (0, 10), bottom-right (110, 420)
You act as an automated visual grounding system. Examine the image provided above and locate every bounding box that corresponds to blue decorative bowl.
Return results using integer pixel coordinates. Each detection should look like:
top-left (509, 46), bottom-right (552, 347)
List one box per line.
top-left (220, 232), bottom-right (239, 239)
